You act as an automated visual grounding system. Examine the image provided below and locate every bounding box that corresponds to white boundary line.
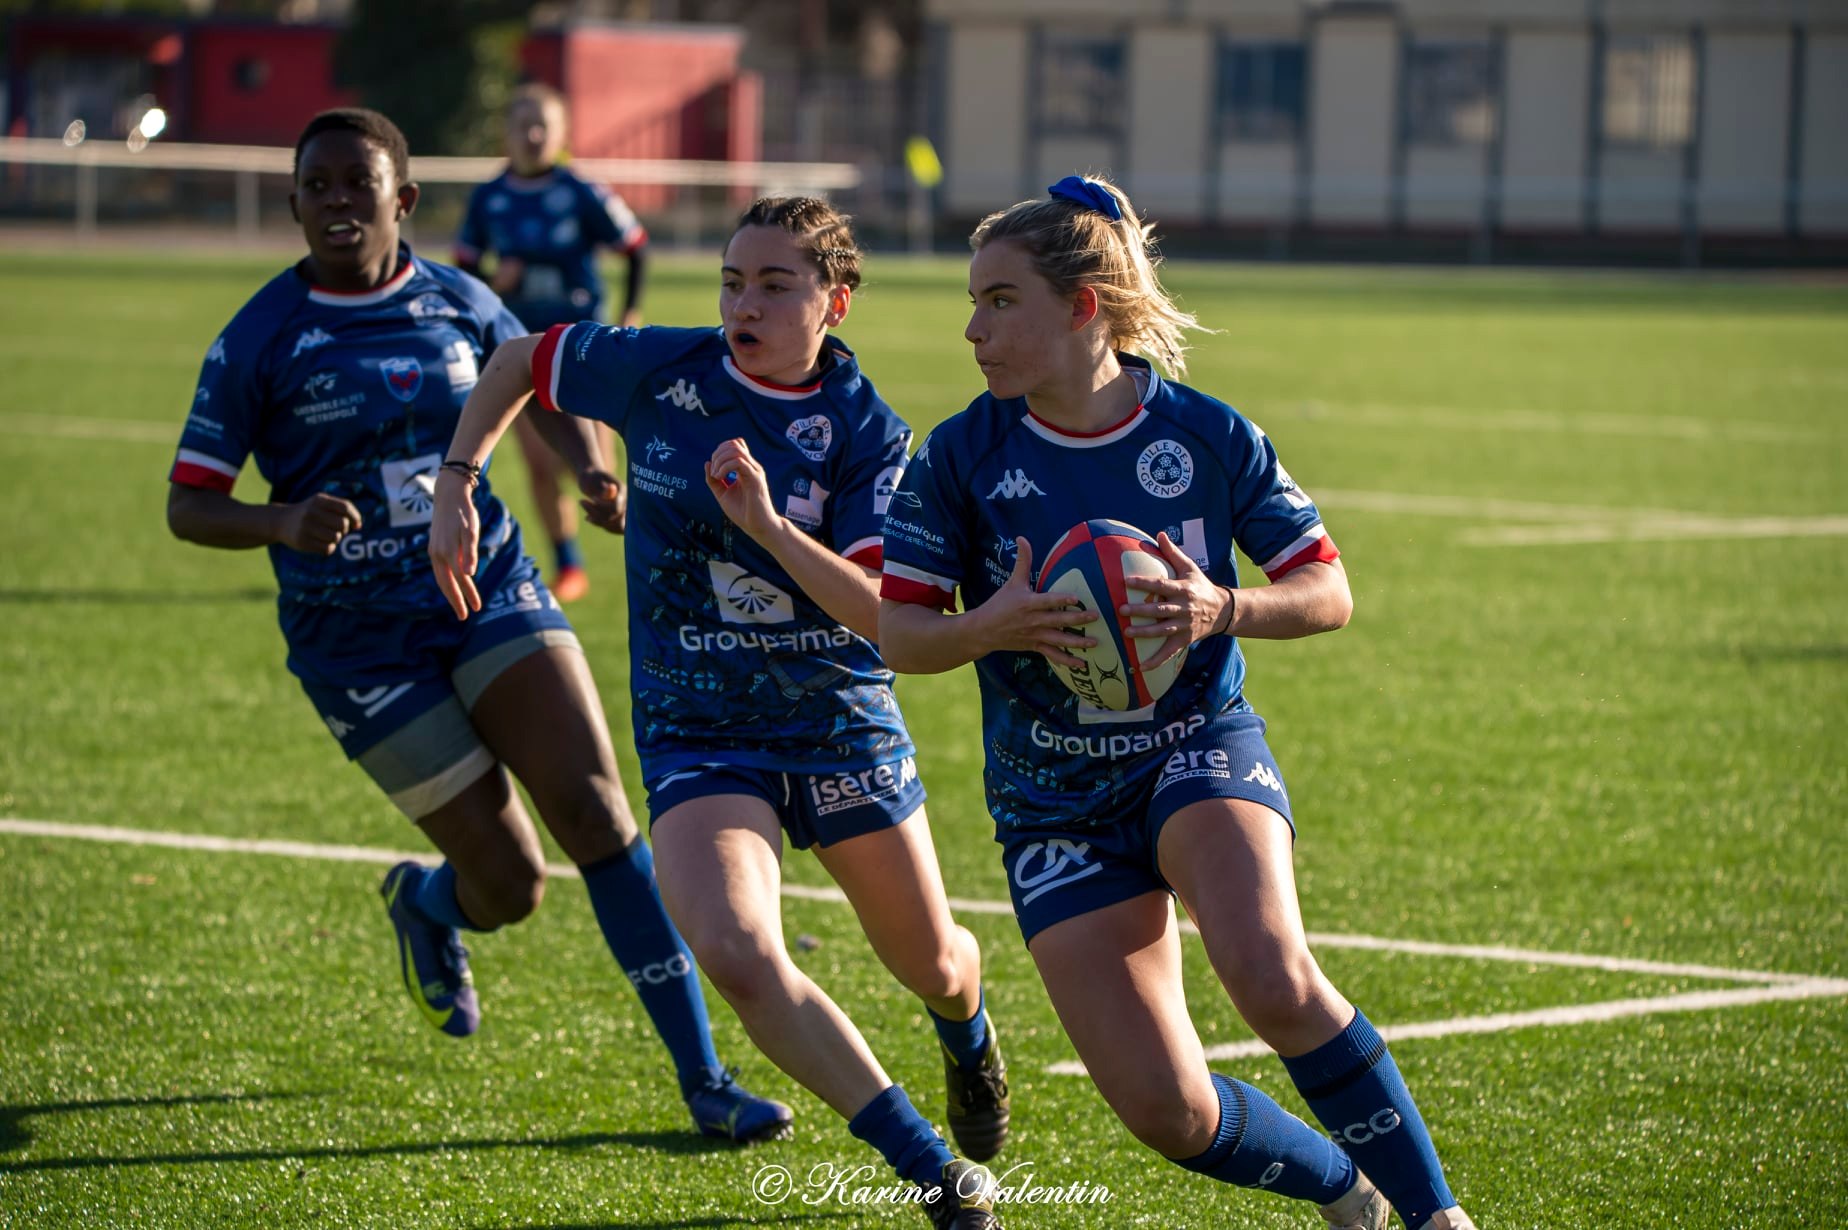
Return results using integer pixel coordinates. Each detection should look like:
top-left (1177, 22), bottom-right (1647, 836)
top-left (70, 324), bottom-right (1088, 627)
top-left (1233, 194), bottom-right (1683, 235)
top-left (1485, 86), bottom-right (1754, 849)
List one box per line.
top-left (9, 816), bottom-right (1845, 1078)
top-left (11, 411), bottom-right (1841, 547)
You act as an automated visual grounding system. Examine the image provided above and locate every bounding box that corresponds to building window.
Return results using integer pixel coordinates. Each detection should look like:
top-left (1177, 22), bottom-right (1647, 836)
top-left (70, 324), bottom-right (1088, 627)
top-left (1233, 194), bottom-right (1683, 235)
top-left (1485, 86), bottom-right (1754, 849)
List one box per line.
top-left (1602, 34), bottom-right (1696, 150)
top-left (1404, 38), bottom-right (1495, 147)
top-left (1036, 33), bottom-right (1125, 138)
top-left (1216, 41), bottom-right (1306, 142)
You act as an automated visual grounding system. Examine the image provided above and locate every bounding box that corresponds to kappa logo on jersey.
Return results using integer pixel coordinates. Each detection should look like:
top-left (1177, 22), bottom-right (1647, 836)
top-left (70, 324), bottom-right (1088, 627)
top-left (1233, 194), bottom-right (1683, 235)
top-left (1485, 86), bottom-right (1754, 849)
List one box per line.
top-left (1138, 439), bottom-right (1194, 498)
top-left (205, 335), bottom-right (227, 364)
top-left (1243, 761), bottom-right (1284, 793)
top-left (873, 465), bottom-right (905, 516)
top-left (380, 357), bottom-right (424, 403)
top-left (407, 293), bottom-right (458, 325)
top-left (322, 714), bottom-right (355, 739)
top-left (986, 468), bottom-right (1045, 500)
top-left (644, 436), bottom-right (676, 464)
top-left (1011, 838), bottom-right (1103, 906)
top-left (915, 436), bottom-right (934, 467)
top-left (708, 560), bottom-right (795, 625)
top-left (304, 370), bottom-right (338, 398)
top-left (786, 479), bottom-right (830, 529)
top-left (381, 453), bottom-right (442, 527)
top-left (292, 327), bottom-right (335, 358)
top-left (786, 415), bottom-right (834, 461)
top-left (193, 387), bottom-right (211, 404)
top-left (656, 378), bottom-right (707, 415)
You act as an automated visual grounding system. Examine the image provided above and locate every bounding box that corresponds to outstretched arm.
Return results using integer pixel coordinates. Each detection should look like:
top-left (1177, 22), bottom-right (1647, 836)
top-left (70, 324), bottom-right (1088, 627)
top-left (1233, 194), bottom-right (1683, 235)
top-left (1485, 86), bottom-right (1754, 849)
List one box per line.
top-left (429, 333), bottom-right (541, 619)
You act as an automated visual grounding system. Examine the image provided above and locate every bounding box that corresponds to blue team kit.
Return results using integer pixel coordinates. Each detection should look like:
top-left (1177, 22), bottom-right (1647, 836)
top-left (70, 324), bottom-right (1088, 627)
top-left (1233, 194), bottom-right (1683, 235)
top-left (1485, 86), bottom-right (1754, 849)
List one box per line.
top-left (455, 166), bottom-right (646, 330)
top-left (169, 246), bottom-right (570, 757)
top-left (530, 322), bottom-right (923, 830)
top-left (879, 359), bottom-right (1341, 933)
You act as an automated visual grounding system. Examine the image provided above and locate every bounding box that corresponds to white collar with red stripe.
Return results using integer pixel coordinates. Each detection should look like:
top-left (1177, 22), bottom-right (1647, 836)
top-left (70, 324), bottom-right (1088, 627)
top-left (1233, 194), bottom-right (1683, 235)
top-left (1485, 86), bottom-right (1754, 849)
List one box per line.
top-left (721, 354), bottom-right (833, 401)
top-left (304, 249), bottom-right (419, 307)
top-left (1019, 362), bottom-right (1156, 448)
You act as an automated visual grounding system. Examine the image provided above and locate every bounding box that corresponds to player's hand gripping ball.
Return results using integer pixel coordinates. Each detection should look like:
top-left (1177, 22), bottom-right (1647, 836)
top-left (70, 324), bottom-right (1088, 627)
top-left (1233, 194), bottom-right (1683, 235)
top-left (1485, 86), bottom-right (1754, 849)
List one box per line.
top-left (1037, 519), bottom-right (1187, 711)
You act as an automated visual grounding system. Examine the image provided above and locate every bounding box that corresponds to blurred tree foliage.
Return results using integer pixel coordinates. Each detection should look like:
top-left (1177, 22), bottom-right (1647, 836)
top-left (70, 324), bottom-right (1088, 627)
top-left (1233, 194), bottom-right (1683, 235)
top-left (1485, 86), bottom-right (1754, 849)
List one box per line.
top-left (334, 0), bottom-right (534, 156)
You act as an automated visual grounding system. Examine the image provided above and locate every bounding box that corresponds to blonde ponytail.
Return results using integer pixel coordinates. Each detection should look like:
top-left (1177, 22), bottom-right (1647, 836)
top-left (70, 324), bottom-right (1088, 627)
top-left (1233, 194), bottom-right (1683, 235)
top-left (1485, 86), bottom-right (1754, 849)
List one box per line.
top-left (970, 175), bottom-right (1203, 376)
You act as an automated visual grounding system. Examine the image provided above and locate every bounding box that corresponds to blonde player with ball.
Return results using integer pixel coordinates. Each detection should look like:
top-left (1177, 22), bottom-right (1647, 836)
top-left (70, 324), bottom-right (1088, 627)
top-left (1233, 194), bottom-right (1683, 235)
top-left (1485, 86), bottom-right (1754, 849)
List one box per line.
top-left (878, 176), bottom-right (1476, 1230)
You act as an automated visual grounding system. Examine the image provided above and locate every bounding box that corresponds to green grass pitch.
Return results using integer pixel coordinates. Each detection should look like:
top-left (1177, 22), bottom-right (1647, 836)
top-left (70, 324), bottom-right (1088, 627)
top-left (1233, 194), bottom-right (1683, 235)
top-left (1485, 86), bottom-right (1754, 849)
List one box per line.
top-left (1, 246), bottom-right (1844, 1228)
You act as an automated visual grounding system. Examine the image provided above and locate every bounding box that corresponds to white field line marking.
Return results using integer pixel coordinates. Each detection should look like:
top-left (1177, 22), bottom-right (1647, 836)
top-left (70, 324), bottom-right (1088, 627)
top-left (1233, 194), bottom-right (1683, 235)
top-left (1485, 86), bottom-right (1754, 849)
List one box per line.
top-left (7, 413), bottom-right (176, 445)
top-left (1459, 516), bottom-right (1848, 546)
top-left (10, 409), bottom-right (1838, 547)
top-left (1315, 488), bottom-right (1687, 523)
top-left (14, 817), bottom-right (1846, 1078)
top-left (1315, 490), bottom-right (1848, 547)
top-left (1280, 399), bottom-right (1813, 444)
top-left (4, 818), bottom-right (1827, 992)
top-left (1044, 980), bottom-right (1848, 1073)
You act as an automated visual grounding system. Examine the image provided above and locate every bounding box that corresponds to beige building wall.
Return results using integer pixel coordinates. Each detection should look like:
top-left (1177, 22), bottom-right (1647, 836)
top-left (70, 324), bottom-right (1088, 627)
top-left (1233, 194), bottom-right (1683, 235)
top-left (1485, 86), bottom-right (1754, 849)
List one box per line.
top-left (1501, 28), bottom-right (1591, 229)
top-left (1799, 32), bottom-right (1848, 233)
top-left (942, 22), bottom-right (1029, 216)
top-left (926, 0), bottom-right (1845, 246)
top-left (1309, 14), bottom-right (1396, 225)
top-left (1699, 31), bottom-right (1790, 233)
top-left (1126, 27), bottom-right (1213, 222)
top-left (1216, 142), bottom-right (1297, 224)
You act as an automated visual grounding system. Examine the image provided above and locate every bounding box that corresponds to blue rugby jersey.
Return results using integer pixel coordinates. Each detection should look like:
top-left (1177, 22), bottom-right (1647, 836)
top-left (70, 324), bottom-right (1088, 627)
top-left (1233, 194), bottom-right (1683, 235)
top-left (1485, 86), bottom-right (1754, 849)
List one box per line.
top-left (879, 358), bottom-right (1339, 830)
top-left (531, 322), bottom-right (915, 779)
top-left (454, 166), bottom-right (646, 330)
top-left (169, 246), bottom-right (530, 618)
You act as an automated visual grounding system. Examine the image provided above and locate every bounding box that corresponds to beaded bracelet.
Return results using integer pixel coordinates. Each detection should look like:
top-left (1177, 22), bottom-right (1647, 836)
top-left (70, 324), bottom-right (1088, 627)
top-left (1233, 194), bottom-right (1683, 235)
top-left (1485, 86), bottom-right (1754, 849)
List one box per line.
top-left (439, 459), bottom-right (482, 488)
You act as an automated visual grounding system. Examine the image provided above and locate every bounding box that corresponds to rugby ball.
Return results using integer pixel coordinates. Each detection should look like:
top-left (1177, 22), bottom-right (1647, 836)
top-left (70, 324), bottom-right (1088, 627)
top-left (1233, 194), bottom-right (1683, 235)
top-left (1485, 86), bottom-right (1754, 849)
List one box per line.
top-left (1037, 520), bottom-right (1186, 711)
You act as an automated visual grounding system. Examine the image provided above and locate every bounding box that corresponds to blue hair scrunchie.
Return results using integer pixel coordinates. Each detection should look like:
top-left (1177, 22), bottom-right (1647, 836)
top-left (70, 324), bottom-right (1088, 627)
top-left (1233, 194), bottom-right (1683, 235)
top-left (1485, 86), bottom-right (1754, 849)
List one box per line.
top-left (1047, 175), bottom-right (1123, 221)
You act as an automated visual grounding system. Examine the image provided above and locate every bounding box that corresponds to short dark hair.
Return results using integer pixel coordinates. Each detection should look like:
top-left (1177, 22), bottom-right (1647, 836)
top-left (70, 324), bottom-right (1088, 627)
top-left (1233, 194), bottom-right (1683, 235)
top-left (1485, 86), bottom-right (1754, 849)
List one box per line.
top-left (734, 197), bottom-right (862, 290)
top-left (293, 108), bottom-right (411, 182)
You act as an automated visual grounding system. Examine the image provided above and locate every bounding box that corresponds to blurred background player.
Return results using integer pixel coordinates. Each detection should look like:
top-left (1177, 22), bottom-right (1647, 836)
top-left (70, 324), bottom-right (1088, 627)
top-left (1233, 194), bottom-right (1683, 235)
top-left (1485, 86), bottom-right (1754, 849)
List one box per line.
top-left (455, 82), bottom-right (648, 602)
top-left (431, 198), bottom-right (1009, 1230)
top-left (166, 106), bottom-right (789, 1144)
top-left (879, 176), bottom-right (1476, 1230)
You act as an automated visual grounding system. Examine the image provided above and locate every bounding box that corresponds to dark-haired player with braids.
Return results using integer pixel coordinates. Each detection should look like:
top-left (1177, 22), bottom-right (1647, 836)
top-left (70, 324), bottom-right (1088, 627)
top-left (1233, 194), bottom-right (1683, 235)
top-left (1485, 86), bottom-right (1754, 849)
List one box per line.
top-left (431, 198), bottom-right (1010, 1229)
top-left (165, 108), bottom-right (791, 1144)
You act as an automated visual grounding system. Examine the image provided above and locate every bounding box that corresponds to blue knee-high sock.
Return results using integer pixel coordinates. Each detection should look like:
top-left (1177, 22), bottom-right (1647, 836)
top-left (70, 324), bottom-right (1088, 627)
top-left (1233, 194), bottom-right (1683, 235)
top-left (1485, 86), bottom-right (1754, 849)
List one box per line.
top-left (928, 987), bottom-right (990, 1070)
top-left (848, 1085), bottom-right (956, 1186)
top-left (1174, 1072), bottom-right (1356, 1204)
top-left (580, 839), bottom-right (724, 1095)
top-left (410, 863), bottom-right (489, 932)
top-left (554, 537), bottom-right (584, 571)
top-left (1281, 1010), bottom-right (1455, 1228)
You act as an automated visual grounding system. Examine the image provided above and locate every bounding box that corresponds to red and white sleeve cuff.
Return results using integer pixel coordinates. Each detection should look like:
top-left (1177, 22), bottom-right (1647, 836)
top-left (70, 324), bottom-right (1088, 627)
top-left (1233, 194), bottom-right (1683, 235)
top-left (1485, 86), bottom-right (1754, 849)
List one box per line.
top-left (1260, 525), bottom-right (1340, 581)
top-left (170, 448), bottom-right (239, 493)
top-left (530, 322), bottom-right (574, 413)
top-left (880, 561), bottom-right (957, 611)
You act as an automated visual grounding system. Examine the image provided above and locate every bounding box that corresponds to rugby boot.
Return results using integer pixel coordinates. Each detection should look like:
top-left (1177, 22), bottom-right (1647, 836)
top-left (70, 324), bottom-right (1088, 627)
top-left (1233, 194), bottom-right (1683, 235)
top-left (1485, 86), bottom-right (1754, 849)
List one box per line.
top-left (1319, 1173), bottom-right (1389, 1230)
top-left (1420, 1208), bottom-right (1479, 1230)
top-left (685, 1066), bottom-right (795, 1144)
top-left (917, 1157), bottom-right (1002, 1230)
top-left (942, 1014), bottom-right (1010, 1161)
top-left (380, 861), bottom-right (479, 1038)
